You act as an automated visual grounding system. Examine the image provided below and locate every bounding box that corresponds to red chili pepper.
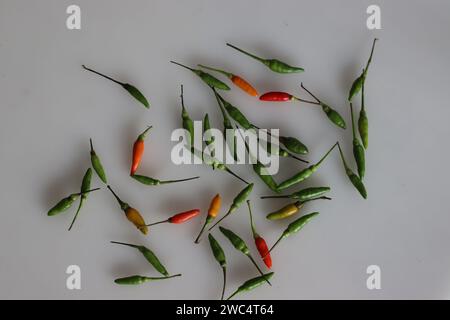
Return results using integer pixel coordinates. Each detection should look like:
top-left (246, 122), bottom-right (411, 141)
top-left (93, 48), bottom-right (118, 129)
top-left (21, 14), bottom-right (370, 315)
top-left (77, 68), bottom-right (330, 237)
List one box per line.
top-left (130, 126), bottom-right (152, 176)
top-left (146, 209), bottom-right (200, 226)
top-left (259, 91), bottom-right (293, 102)
top-left (246, 200), bottom-right (272, 269)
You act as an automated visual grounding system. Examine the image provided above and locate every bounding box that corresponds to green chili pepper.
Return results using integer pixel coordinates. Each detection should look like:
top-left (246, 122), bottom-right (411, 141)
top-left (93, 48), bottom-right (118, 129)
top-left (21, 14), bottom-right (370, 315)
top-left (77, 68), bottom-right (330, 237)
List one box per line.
top-left (350, 103), bottom-right (365, 179)
top-left (203, 113), bottom-right (215, 159)
top-left (110, 241), bottom-right (169, 276)
top-left (253, 162), bottom-right (279, 193)
top-left (265, 198), bottom-right (329, 220)
top-left (68, 168), bottom-right (92, 230)
top-left (47, 188), bottom-right (100, 216)
top-left (277, 142), bottom-right (337, 191)
top-left (268, 212), bottom-right (319, 254)
top-left (227, 43), bottom-right (304, 73)
top-left (179, 85), bottom-right (195, 150)
top-left (217, 94), bottom-right (252, 130)
top-left (261, 186), bottom-right (331, 201)
top-left (226, 272), bottom-right (274, 300)
top-left (279, 136), bottom-right (308, 155)
top-left (82, 65), bottom-right (149, 108)
top-left (131, 174), bottom-right (199, 185)
top-left (359, 81), bottom-right (369, 148)
top-left (219, 226), bottom-right (271, 286)
top-left (90, 138), bottom-right (107, 184)
top-left (263, 141), bottom-right (308, 163)
top-left (170, 61), bottom-right (230, 90)
top-left (114, 274), bottom-right (181, 285)
top-left (209, 183), bottom-right (254, 231)
top-left (348, 38), bottom-right (378, 101)
top-left (337, 143), bottom-right (367, 199)
top-left (208, 234), bottom-right (227, 300)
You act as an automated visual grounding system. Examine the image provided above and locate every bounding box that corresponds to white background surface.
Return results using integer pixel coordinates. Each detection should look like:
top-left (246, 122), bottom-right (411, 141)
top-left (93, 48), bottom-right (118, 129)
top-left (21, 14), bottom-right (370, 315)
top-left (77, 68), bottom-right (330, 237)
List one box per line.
top-left (1, 0), bottom-right (450, 299)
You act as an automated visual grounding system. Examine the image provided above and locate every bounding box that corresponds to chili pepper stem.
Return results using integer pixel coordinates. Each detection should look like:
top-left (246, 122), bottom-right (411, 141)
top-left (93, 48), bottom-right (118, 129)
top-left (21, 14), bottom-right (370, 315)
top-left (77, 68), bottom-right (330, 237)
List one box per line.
top-left (74, 188), bottom-right (100, 196)
top-left (260, 195), bottom-right (289, 199)
top-left (248, 255), bottom-right (272, 286)
top-left (226, 43), bottom-right (265, 63)
top-left (267, 235), bottom-right (284, 255)
top-left (194, 221), bottom-right (209, 244)
top-left (106, 185), bottom-right (126, 207)
top-left (82, 65), bottom-right (124, 85)
top-left (289, 154), bottom-right (309, 164)
top-left (224, 167), bottom-right (249, 184)
top-left (361, 76), bottom-right (366, 111)
top-left (68, 200), bottom-right (83, 231)
top-left (89, 138), bottom-right (94, 153)
top-left (300, 83), bottom-right (321, 103)
top-left (365, 39), bottom-right (378, 75)
top-left (208, 208), bottom-right (231, 231)
top-left (226, 290), bottom-right (238, 301)
top-left (110, 241), bottom-right (140, 249)
top-left (350, 103), bottom-right (357, 138)
top-left (291, 95), bottom-right (320, 105)
top-left (170, 61), bottom-right (195, 72)
top-left (145, 219), bottom-right (170, 227)
top-left (160, 176), bottom-right (200, 184)
top-left (221, 267), bottom-right (227, 300)
top-left (337, 142), bottom-right (349, 169)
top-left (247, 200), bottom-right (258, 239)
top-left (138, 125), bottom-right (153, 140)
top-left (198, 64), bottom-right (232, 78)
top-left (316, 142), bottom-right (338, 167)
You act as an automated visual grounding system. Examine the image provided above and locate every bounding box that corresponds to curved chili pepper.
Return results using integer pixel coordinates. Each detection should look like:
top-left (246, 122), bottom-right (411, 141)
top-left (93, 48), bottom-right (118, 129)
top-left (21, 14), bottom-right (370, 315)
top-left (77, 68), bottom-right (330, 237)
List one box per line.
top-left (261, 186), bottom-right (331, 201)
top-left (110, 241), bottom-right (169, 276)
top-left (47, 188), bottom-right (100, 216)
top-left (219, 226), bottom-right (271, 286)
top-left (179, 85), bottom-right (195, 150)
top-left (227, 43), bottom-right (304, 73)
top-left (146, 209), bottom-right (200, 227)
top-left (130, 126), bottom-right (152, 175)
top-left (350, 103), bottom-right (365, 179)
top-left (265, 197), bottom-right (329, 221)
top-left (82, 65), bottom-right (149, 108)
top-left (198, 64), bottom-right (258, 97)
top-left (226, 272), bottom-right (274, 300)
top-left (114, 274), bottom-right (181, 285)
top-left (278, 136), bottom-right (309, 155)
top-left (359, 81), bottom-right (369, 148)
top-left (260, 91), bottom-right (294, 101)
top-left (68, 168), bottom-right (92, 230)
top-left (170, 61), bottom-right (230, 90)
top-left (90, 138), bottom-right (108, 184)
top-left (195, 194), bottom-right (221, 243)
top-left (247, 200), bottom-right (272, 269)
top-left (106, 185), bottom-right (148, 234)
top-left (337, 143), bottom-right (367, 199)
top-left (131, 174), bottom-right (199, 186)
top-left (277, 142), bottom-right (338, 191)
top-left (208, 234), bottom-right (227, 300)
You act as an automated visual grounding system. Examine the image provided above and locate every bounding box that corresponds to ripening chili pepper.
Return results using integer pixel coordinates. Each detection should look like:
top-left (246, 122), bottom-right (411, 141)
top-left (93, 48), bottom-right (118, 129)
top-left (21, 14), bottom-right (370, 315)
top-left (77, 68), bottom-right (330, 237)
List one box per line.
top-left (145, 209), bottom-right (200, 227)
top-left (68, 168), bottom-right (92, 231)
top-left (106, 185), bottom-right (149, 234)
top-left (265, 198), bottom-right (329, 221)
top-left (226, 272), bottom-right (274, 300)
top-left (359, 81), bottom-right (369, 148)
top-left (170, 61), bottom-right (230, 90)
top-left (198, 64), bottom-right (258, 97)
top-left (350, 103), bottom-right (365, 179)
top-left (268, 212), bottom-right (320, 255)
top-left (227, 43), bottom-right (304, 73)
top-left (47, 188), bottom-right (100, 216)
top-left (90, 138), bottom-right (107, 184)
top-left (261, 186), bottom-right (331, 201)
top-left (195, 194), bottom-right (222, 244)
top-left (114, 274), bottom-right (181, 285)
top-left (131, 174), bottom-right (199, 186)
top-left (179, 85), bottom-right (195, 151)
top-left (207, 234), bottom-right (227, 300)
top-left (247, 200), bottom-right (272, 269)
top-left (337, 143), bottom-right (367, 199)
top-left (209, 183), bottom-right (254, 231)
top-left (110, 241), bottom-right (169, 276)
top-left (130, 126), bottom-right (152, 175)
top-left (348, 38), bottom-right (378, 101)
top-left (277, 142), bottom-right (338, 191)
top-left (219, 226), bottom-right (271, 286)
top-left (82, 65), bottom-right (149, 108)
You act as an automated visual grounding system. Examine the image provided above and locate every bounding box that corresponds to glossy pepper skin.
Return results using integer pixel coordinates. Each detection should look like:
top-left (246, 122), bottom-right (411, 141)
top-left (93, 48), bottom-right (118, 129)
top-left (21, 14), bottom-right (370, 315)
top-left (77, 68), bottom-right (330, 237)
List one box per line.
top-left (68, 168), bottom-right (92, 230)
top-left (47, 188), bottom-right (99, 216)
top-left (208, 234), bottom-right (227, 300)
top-left (337, 143), bottom-right (367, 199)
top-left (247, 200), bottom-right (272, 269)
top-left (350, 103), bottom-right (365, 179)
top-left (266, 202), bottom-right (302, 220)
top-left (359, 81), bottom-right (369, 148)
top-left (279, 136), bottom-right (308, 155)
top-left (180, 85), bottom-right (195, 150)
top-left (170, 61), bottom-right (230, 90)
top-left (261, 186), bottom-right (331, 201)
top-left (227, 272), bottom-right (274, 300)
top-left (114, 274), bottom-right (181, 285)
top-left (321, 103), bottom-right (347, 129)
top-left (253, 162), bottom-right (279, 194)
top-left (130, 126), bottom-right (152, 175)
top-left (259, 91), bottom-right (293, 101)
top-left (90, 138), bottom-right (107, 184)
top-left (195, 194), bottom-right (222, 243)
top-left (169, 209), bottom-right (200, 224)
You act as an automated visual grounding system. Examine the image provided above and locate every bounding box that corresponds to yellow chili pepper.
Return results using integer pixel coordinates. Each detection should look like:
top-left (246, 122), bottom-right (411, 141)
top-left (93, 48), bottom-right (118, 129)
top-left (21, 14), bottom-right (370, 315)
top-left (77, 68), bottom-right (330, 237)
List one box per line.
top-left (195, 194), bottom-right (221, 243)
top-left (266, 202), bottom-right (302, 220)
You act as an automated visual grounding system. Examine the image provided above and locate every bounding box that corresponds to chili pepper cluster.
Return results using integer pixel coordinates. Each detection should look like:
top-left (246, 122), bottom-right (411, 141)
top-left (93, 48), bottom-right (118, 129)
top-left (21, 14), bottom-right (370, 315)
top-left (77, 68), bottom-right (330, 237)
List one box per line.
top-left (47, 38), bottom-right (378, 299)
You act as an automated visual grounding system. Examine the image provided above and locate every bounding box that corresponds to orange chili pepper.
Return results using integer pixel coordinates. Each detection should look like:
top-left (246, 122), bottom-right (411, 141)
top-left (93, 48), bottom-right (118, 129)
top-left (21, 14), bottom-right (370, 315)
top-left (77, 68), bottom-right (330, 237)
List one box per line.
top-left (198, 64), bottom-right (258, 97)
top-left (146, 209), bottom-right (200, 226)
top-left (130, 126), bottom-right (152, 176)
top-left (195, 194), bottom-right (222, 243)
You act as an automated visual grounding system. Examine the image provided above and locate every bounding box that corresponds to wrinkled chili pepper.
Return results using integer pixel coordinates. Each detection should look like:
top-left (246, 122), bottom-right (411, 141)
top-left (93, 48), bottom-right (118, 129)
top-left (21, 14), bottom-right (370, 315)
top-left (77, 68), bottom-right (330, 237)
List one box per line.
top-left (227, 43), bottom-right (304, 73)
top-left (68, 168), bottom-right (92, 230)
top-left (195, 194), bottom-right (221, 244)
top-left (247, 200), bottom-right (272, 269)
top-left (268, 212), bottom-right (320, 255)
top-left (261, 186), bottom-right (331, 201)
top-left (82, 65), bottom-right (149, 108)
top-left (114, 274), bottom-right (181, 285)
top-left (226, 272), bottom-right (274, 300)
top-left (359, 80), bottom-right (369, 148)
top-left (209, 183), bottom-right (254, 231)
top-left (106, 185), bottom-right (148, 234)
top-left (265, 197), bottom-right (329, 220)
top-left (130, 126), bottom-right (152, 175)
top-left (350, 103), bottom-right (365, 179)
top-left (170, 61), bottom-right (230, 90)
top-left (90, 138), bottom-right (108, 184)
top-left (208, 234), bottom-right (227, 300)
top-left (219, 226), bottom-right (271, 286)
top-left (145, 209), bottom-right (200, 226)
top-left (277, 142), bottom-right (338, 191)
top-left (47, 188), bottom-right (100, 216)
top-left (110, 241), bottom-right (169, 276)
top-left (198, 64), bottom-right (258, 96)
top-left (337, 143), bottom-right (367, 199)
top-left (131, 174), bottom-right (199, 186)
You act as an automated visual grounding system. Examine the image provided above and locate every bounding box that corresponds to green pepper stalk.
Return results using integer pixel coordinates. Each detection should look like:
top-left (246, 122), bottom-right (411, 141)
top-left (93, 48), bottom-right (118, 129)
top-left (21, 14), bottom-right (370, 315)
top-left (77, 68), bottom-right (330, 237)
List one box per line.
top-left (359, 80), bottom-right (369, 148)
top-left (131, 174), bottom-right (199, 185)
top-left (90, 138), bottom-right (108, 184)
top-left (114, 274), bottom-right (181, 285)
top-left (170, 61), bottom-right (230, 90)
top-left (81, 65), bottom-right (149, 108)
top-left (261, 186), bottom-right (331, 201)
top-left (267, 212), bottom-right (320, 255)
top-left (208, 183), bottom-right (254, 231)
top-left (226, 272), bottom-right (274, 300)
top-left (219, 226), bottom-right (271, 286)
top-left (47, 188), bottom-right (100, 216)
top-left (68, 168), bottom-right (92, 230)
top-left (277, 142), bottom-right (338, 191)
top-left (226, 43), bottom-right (304, 74)
top-left (337, 143), bottom-right (367, 199)
top-left (350, 103), bottom-right (365, 179)
top-left (208, 234), bottom-right (227, 300)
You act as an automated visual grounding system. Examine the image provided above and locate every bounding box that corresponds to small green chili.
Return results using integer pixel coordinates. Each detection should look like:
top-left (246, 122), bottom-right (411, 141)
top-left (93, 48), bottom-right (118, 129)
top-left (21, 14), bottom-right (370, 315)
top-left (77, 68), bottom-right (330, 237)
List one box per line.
top-left (337, 143), bottom-right (367, 199)
top-left (170, 61), bottom-right (230, 90)
top-left (208, 234), bottom-right (227, 300)
top-left (180, 85), bottom-right (195, 150)
top-left (350, 103), bottom-right (365, 179)
top-left (131, 174), bottom-right (199, 185)
top-left (359, 81), bottom-right (369, 148)
top-left (261, 186), bottom-right (331, 201)
top-left (114, 274), bottom-right (181, 285)
top-left (47, 188), bottom-right (100, 216)
top-left (90, 138), bottom-right (107, 184)
top-left (68, 168), bottom-right (92, 231)
top-left (226, 272), bottom-right (274, 300)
